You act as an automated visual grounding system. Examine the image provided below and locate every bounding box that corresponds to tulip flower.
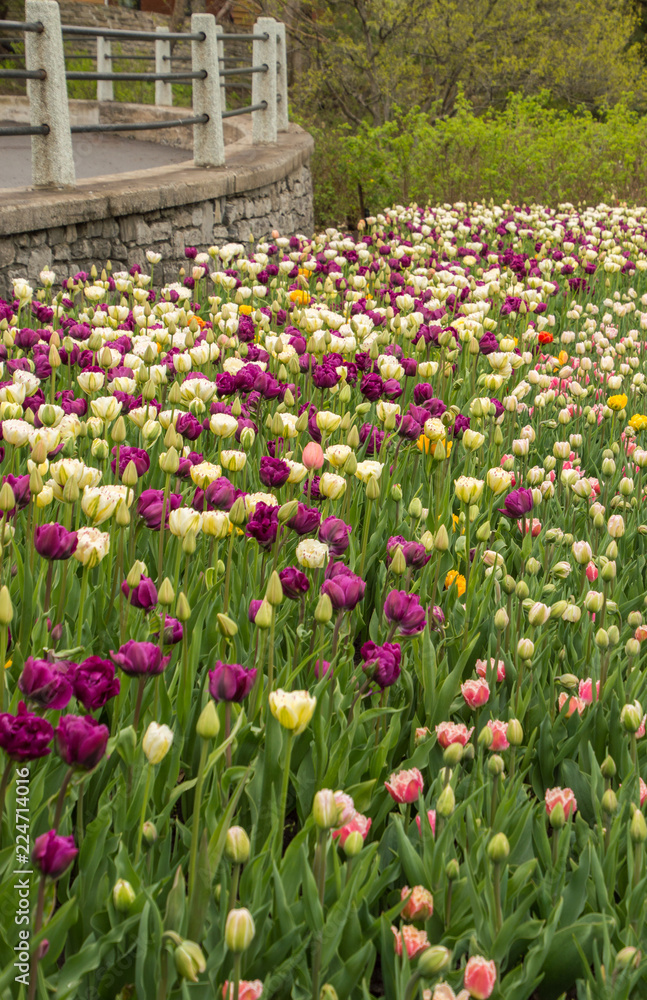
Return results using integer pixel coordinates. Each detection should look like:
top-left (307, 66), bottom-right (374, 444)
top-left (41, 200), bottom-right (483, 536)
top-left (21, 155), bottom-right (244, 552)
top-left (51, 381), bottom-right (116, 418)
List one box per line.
top-left (34, 523), bottom-right (78, 560)
top-left (18, 658), bottom-right (74, 711)
top-left (32, 829), bottom-right (78, 879)
top-left (208, 662), bottom-right (257, 702)
top-left (385, 767), bottom-right (424, 803)
top-left (0, 701), bottom-right (54, 760)
top-left (392, 923), bottom-right (430, 959)
top-left (463, 956), bottom-right (497, 999)
top-left (110, 641), bottom-right (171, 677)
top-left (55, 714), bottom-right (109, 771)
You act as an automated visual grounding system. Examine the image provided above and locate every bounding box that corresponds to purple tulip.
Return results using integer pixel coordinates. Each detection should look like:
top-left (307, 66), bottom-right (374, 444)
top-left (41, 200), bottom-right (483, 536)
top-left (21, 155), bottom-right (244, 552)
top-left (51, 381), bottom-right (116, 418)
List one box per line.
top-left (430, 605), bottom-right (446, 630)
top-left (110, 445), bottom-right (150, 478)
top-left (287, 503), bottom-right (320, 536)
top-left (384, 590), bottom-right (426, 636)
top-left (137, 489), bottom-right (183, 530)
top-left (361, 640), bottom-right (402, 689)
top-left (208, 661), bottom-right (257, 702)
top-left (205, 476), bottom-right (236, 511)
top-left (396, 414), bottom-right (422, 440)
top-left (245, 503), bottom-right (279, 549)
top-left (498, 488), bottom-right (534, 519)
top-left (322, 562), bottom-right (366, 611)
top-left (259, 456), bottom-right (291, 489)
top-left (18, 657), bottom-right (74, 711)
top-left (176, 412), bottom-right (204, 441)
top-left (4, 474), bottom-right (30, 515)
top-left (318, 516), bottom-right (352, 556)
top-left (359, 423), bottom-right (385, 455)
top-left (450, 414), bottom-right (471, 438)
top-left (72, 657), bottom-right (120, 711)
top-left (151, 616), bottom-right (184, 646)
top-left (312, 364), bottom-right (339, 389)
top-left (55, 714), bottom-right (109, 770)
top-left (0, 702), bottom-right (53, 760)
top-left (121, 576), bottom-right (158, 610)
top-left (386, 536), bottom-right (431, 570)
top-left (110, 641), bottom-right (171, 677)
top-left (279, 566), bottom-right (310, 599)
top-left (360, 373), bottom-right (384, 401)
top-left (32, 830), bottom-right (78, 879)
top-left (314, 659), bottom-right (332, 679)
top-left (34, 523), bottom-right (78, 561)
top-left (248, 599), bottom-right (263, 623)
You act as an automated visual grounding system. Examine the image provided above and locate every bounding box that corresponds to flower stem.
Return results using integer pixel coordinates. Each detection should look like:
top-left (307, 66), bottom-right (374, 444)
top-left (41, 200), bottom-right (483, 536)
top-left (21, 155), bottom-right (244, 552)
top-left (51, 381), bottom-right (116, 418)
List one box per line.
top-left (135, 762), bottom-right (153, 864)
top-left (187, 741), bottom-right (209, 906)
top-left (274, 730), bottom-right (294, 861)
top-left (26, 874), bottom-right (47, 1000)
top-left (76, 566), bottom-right (90, 646)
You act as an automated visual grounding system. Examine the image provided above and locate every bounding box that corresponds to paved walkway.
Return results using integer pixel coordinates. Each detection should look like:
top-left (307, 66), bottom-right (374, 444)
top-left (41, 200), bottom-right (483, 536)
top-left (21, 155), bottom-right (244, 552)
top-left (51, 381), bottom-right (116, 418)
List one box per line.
top-left (0, 123), bottom-right (192, 188)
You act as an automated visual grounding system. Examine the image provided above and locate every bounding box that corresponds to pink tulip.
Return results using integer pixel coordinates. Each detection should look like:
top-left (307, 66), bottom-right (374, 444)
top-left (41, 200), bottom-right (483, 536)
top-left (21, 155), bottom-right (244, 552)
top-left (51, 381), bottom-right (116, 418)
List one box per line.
top-left (486, 719), bottom-right (509, 751)
top-left (586, 562), bottom-right (598, 582)
top-left (302, 442), bottom-right (324, 470)
top-left (392, 923), bottom-right (430, 959)
top-left (415, 809), bottom-right (437, 838)
top-left (476, 658), bottom-right (505, 682)
top-left (461, 679), bottom-right (490, 709)
top-left (578, 678), bottom-right (599, 704)
top-left (385, 767), bottom-right (424, 804)
top-left (463, 956), bottom-right (497, 999)
top-left (400, 885), bottom-right (434, 921)
top-left (435, 722), bottom-right (474, 748)
top-left (545, 786), bottom-right (577, 818)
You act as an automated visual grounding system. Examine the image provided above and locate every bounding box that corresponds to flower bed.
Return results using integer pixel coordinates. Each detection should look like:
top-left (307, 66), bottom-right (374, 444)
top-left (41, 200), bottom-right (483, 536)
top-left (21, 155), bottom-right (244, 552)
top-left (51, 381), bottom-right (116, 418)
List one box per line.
top-left (0, 202), bottom-right (647, 999)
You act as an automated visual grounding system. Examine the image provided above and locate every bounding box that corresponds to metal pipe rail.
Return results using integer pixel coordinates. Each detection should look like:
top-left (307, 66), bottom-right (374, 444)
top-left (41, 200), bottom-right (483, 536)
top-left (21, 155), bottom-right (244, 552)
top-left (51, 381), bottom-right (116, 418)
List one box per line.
top-left (222, 100), bottom-right (267, 118)
top-left (0, 67), bottom-right (45, 78)
top-left (220, 64), bottom-right (268, 77)
top-left (0, 122), bottom-right (49, 136)
top-left (65, 69), bottom-right (207, 82)
top-left (62, 25), bottom-right (205, 43)
top-left (0, 19), bottom-right (43, 32)
top-left (220, 33), bottom-right (269, 41)
top-left (70, 113), bottom-right (208, 134)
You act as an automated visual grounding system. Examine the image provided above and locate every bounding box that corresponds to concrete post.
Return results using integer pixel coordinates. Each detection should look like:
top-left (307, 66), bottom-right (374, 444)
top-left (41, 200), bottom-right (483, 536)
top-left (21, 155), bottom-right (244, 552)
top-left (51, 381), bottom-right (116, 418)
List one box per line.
top-left (96, 36), bottom-right (113, 102)
top-left (155, 26), bottom-right (172, 107)
top-left (191, 13), bottom-right (224, 168)
top-left (252, 17), bottom-right (277, 145)
top-left (216, 24), bottom-right (226, 111)
top-left (274, 21), bottom-right (288, 132)
top-left (25, 0), bottom-right (76, 188)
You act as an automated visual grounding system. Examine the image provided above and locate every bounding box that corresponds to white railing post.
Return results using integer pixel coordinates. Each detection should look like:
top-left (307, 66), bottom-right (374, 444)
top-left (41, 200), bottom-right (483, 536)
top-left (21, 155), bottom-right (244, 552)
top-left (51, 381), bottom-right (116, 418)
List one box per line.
top-left (216, 23), bottom-right (226, 111)
top-left (274, 21), bottom-right (288, 132)
top-left (155, 26), bottom-right (172, 107)
top-left (252, 17), bottom-right (277, 145)
top-left (96, 36), bottom-right (113, 102)
top-left (191, 13), bottom-right (224, 168)
top-left (25, 0), bottom-right (76, 188)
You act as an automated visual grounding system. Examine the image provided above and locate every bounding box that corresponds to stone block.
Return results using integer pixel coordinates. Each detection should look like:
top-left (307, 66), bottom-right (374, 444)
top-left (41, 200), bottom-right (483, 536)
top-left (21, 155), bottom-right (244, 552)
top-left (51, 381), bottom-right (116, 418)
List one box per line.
top-left (0, 241), bottom-right (15, 268)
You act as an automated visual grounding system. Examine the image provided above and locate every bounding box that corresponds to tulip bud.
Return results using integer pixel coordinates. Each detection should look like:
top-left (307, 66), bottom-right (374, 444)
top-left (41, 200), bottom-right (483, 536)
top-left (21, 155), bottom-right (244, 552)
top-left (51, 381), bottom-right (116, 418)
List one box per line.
top-left (487, 754), bottom-right (505, 776)
top-left (142, 820), bottom-right (158, 845)
top-left (434, 525), bottom-right (449, 552)
top-left (174, 940), bottom-right (206, 982)
top-left (601, 755), bottom-right (616, 779)
top-left (417, 946), bottom-right (451, 977)
top-left (549, 802), bottom-right (566, 828)
top-left (443, 742), bottom-right (463, 766)
top-left (601, 789), bottom-right (618, 814)
top-left (631, 808), bottom-right (647, 843)
top-left (217, 613), bottom-right (238, 638)
top-left (111, 416), bottom-right (127, 444)
top-left (320, 986), bottom-right (339, 1000)
top-left (476, 520), bottom-right (491, 542)
top-left (229, 497), bottom-right (247, 526)
top-left (196, 701), bottom-right (220, 740)
top-left (176, 592), bottom-right (191, 622)
top-left (478, 726), bottom-right (493, 749)
top-left (494, 608), bottom-right (509, 630)
top-left (0, 483), bottom-right (15, 512)
top-left (487, 832), bottom-right (510, 863)
top-left (225, 907), bottom-right (255, 952)
top-left (607, 624), bottom-right (619, 646)
top-left (122, 460), bottom-right (138, 487)
top-left (142, 722), bottom-right (174, 765)
top-left (313, 789), bottom-right (338, 829)
top-left (278, 500), bottom-right (299, 524)
top-left (254, 598), bottom-right (273, 629)
top-left (626, 638), bottom-right (641, 657)
top-left (315, 592), bottom-right (333, 624)
top-left (390, 545), bottom-right (407, 576)
top-left (436, 784), bottom-right (455, 817)
top-left (266, 571), bottom-right (284, 606)
top-left (601, 560), bottom-right (616, 582)
top-left (445, 858), bottom-right (460, 881)
top-left (0, 586), bottom-right (13, 625)
top-left (408, 497), bottom-right (422, 518)
top-left (507, 719), bottom-right (523, 746)
top-left (616, 946), bottom-right (641, 970)
top-left (158, 577), bottom-right (175, 606)
top-left (366, 476), bottom-right (380, 500)
top-left (502, 575), bottom-right (516, 594)
top-left (225, 826), bottom-right (250, 864)
top-left (621, 702), bottom-right (642, 733)
top-left (159, 447), bottom-right (180, 475)
top-left (343, 830), bottom-right (364, 857)
top-left (112, 878), bottom-right (136, 913)
top-left (517, 638), bottom-right (534, 659)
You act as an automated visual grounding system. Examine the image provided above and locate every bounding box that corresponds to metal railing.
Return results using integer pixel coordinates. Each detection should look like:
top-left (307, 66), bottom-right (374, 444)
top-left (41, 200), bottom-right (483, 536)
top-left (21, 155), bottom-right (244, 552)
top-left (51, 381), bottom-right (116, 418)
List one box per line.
top-left (0, 1), bottom-right (289, 188)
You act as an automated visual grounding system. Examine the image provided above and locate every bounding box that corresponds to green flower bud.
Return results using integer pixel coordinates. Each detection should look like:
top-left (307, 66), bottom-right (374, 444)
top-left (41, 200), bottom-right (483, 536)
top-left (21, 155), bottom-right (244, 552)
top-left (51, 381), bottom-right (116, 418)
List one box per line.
top-left (487, 832), bottom-right (510, 863)
top-left (601, 789), bottom-right (618, 814)
top-left (408, 497), bottom-right (423, 518)
top-left (445, 858), bottom-right (460, 881)
top-left (176, 592), bottom-right (191, 622)
top-left (436, 784), bottom-right (455, 818)
top-left (621, 702), bottom-right (642, 733)
top-left (343, 830), bottom-right (364, 857)
top-left (0, 483), bottom-right (15, 512)
top-left (390, 483), bottom-right (402, 502)
top-left (112, 878), bottom-right (136, 913)
top-left (158, 577), bottom-right (175, 606)
top-left (502, 574), bottom-right (516, 595)
top-left (225, 825), bottom-right (250, 864)
top-left (549, 802), bottom-right (566, 829)
top-left (600, 755), bottom-right (616, 779)
top-left (507, 719), bottom-right (523, 746)
top-left (142, 820), bottom-right (158, 844)
top-left (417, 946), bottom-right (451, 977)
top-left (626, 638), bottom-right (641, 657)
top-left (478, 726), bottom-right (493, 749)
top-left (159, 447), bottom-right (180, 475)
top-left (313, 789), bottom-right (338, 829)
top-left (278, 500), bottom-right (299, 523)
top-left (366, 475), bottom-right (380, 500)
top-left (631, 808), bottom-right (647, 844)
top-left (616, 946), bottom-right (641, 969)
top-left (254, 598), bottom-right (273, 629)
top-left (314, 592), bottom-right (333, 624)
top-left (390, 545), bottom-right (407, 576)
top-left (601, 560), bottom-right (616, 582)
top-left (217, 613), bottom-right (238, 638)
top-left (122, 459), bottom-right (139, 487)
top-left (0, 585), bottom-right (13, 626)
top-left (494, 608), bottom-right (509, 630)
top-left (174, 940), bottom-right (206, 982)
top-left (225, 907), bottom-right (255, 952)
top-left (515, 581), bottom-right (529, 600)
top-left (487, 754), bottom-right (505, 777)
top-left (265, 570), bottom-right (284, 606)
top-left (228, 497), bottom-right (247, 525)
top-left (196, 701), bottom-right (220, 740)
top-left (320, 986), bottom-right (339, 1000)
top-left (434, 525), bottom-right (449, 552)
top-left (607, 625), bottom-right (619, 646)
top-left (442, 742), bottom-right (463, 767)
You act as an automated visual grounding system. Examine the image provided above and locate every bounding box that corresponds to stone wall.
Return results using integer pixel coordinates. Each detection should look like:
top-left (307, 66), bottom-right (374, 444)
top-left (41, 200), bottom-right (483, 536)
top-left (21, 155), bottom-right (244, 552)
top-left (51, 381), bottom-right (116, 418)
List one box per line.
top-left (0, 125), bottom-right (315, 294)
